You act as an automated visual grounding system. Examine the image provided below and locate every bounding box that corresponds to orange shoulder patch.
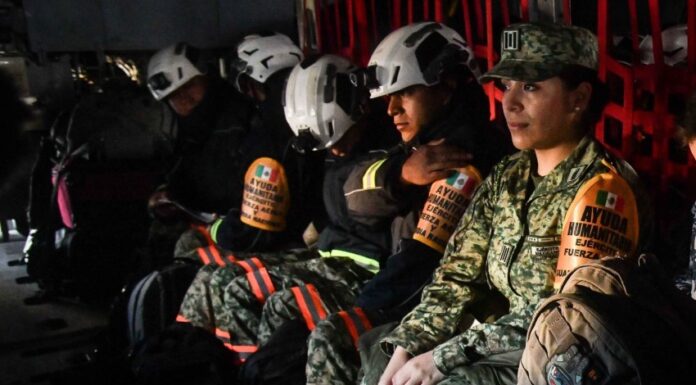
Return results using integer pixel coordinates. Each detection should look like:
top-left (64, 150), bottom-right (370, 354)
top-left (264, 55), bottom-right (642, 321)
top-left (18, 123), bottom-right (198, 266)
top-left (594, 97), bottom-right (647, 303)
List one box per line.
top-left (413, 166), bottom-right (482, 253)
top-left (240, 157), bottom-right (290, 232)
top-left (554, 172), bottom-right (639, 288)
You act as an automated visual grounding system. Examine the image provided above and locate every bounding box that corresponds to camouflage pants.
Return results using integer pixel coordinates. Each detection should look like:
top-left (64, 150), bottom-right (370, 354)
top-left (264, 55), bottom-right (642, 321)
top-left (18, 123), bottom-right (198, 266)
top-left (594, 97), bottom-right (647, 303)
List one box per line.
top-left (177, 248), bottom-right (317, 330)
top-left (358, 324), bottom-right (520, 385)
top-left (177, 262), bottom-right (242, 329)
top-left (216, 257), bottom-right (373, 349)
top-left (173, 227), bottom-right (212, 260)
top-left (306, 311), bottom-right (375, 385)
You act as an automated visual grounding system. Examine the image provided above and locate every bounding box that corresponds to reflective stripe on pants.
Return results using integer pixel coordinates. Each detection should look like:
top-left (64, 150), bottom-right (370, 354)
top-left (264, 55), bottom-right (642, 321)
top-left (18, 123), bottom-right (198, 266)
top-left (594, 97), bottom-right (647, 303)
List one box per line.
top-left (337, 307), bottom-right (372, 348)
top-left (237, 257), bottom-right (276, 303)
top-left (291, 284), bottom-right (328, 330)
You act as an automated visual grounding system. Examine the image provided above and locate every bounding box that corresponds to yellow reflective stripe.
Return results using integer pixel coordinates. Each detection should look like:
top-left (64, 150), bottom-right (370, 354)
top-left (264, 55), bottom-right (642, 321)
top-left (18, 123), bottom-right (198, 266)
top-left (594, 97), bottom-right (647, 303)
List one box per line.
top-left (361, 159), bottom-right (387, 190)
top-left (209, 218), bottom-right (223, 244)
top-left (319, 249), bottom-right (380, 273)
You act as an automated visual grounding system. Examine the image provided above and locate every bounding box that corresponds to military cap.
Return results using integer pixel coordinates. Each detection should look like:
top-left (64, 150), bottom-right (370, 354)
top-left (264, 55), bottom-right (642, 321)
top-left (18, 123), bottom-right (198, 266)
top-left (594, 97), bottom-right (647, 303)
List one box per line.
top-left (480, 22), bottom-right (598, 83)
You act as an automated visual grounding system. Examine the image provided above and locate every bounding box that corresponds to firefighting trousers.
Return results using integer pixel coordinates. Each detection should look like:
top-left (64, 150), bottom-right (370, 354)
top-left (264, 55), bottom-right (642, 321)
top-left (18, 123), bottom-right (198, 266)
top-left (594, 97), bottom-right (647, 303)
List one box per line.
top-left (213, 256), bottom-right (373, 363)
top-left (306, 308), bottom-right (376, 385)
top-left (177, 247), bottom-right (317, 330)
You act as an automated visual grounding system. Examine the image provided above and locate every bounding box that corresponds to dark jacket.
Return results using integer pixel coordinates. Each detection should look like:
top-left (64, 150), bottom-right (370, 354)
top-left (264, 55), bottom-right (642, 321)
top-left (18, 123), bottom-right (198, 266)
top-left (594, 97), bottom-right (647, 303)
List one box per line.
top-left (351, 81), bottom-right (511, 318)
top-left (166, 79), bottom-right (256, 214)
top-left (211, 70), bottom-right (326, 251)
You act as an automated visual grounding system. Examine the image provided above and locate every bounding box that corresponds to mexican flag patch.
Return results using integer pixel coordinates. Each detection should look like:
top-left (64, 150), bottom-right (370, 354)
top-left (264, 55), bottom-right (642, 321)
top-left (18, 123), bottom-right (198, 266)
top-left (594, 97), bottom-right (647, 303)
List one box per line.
top-left (255, 165), bottom-right (278, 182)
top-left (595, 190), bottom-right (624, 212)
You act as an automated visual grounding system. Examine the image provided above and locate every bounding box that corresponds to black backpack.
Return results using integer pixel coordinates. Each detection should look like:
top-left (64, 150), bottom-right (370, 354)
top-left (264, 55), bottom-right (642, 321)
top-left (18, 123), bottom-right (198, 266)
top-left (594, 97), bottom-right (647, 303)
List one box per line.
top-left (126, 260), bottom-right (200, 350)
top-left (518, 255), bottom-right (696, 385)
top-left (131, 323), bottom-right (236, 385)
top-left (238, 319), bottom-right (310, 385)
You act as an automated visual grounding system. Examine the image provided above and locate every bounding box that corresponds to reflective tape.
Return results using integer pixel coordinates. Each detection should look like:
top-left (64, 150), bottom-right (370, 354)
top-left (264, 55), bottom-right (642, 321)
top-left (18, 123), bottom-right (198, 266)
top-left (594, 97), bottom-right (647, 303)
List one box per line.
top-left (337, 307), bottom-right (373, 348)
top-left (196, 247), bottom-right (212, 265)
top-left (361, 158), bottom-right (387, 190)
top-left (192, 224), bottom-right (215, 246)
top-left (209, 218), bottom-right (223, 244)
top-left (236, 257), bottom-right (266, 273)
top-left (318, 249), bottom-right (380, 273)
top-left (175, 314), bottom-right (189, 323)
top-left (236, 257), bottom-right (276, 303)
top-left (215, 328), bottom-right (258, 365)
top-left (196, 246), bottom-right (225, 266)
top-left (291, 284), bottom-right (328, 330)
top-left (196, 246), bottom-right (236, 266)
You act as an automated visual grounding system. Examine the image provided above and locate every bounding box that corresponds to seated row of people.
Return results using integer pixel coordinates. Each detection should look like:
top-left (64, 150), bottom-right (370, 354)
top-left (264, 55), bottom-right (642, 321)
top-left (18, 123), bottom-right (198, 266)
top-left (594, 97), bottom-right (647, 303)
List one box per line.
top-left (145, 33), bottom-right (325, 269)
top-left (144, 21), bottom-right (664, 385)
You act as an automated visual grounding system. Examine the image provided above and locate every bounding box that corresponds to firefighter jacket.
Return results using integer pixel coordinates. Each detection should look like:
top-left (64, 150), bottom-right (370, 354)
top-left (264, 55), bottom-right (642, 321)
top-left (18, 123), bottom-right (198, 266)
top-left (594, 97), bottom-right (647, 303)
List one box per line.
top-left (344, 86), bottom-right (509, 309)
top-left (317, 124), bottom-right (394, 270)
top-left (381, 135), bottom-right (654, 374)
top-left (166, 79), bottom-right (257, 214)
top-left (210, 144), bottom-right (326, 252)
top-left (197, 70), bottom-right (327, 251)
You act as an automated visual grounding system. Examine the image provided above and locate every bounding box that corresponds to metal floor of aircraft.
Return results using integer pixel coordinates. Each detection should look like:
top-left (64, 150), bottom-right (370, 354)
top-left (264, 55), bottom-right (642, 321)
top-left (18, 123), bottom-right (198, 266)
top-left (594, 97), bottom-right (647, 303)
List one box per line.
top-left (0, 228), bottom-right (108, 385)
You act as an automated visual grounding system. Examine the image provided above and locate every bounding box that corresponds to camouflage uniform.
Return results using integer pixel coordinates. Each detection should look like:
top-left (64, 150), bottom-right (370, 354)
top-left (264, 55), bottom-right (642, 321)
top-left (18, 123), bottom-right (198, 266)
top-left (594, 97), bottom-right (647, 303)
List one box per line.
top-left (353, 22), bottom-right (654, 385)
top-left (306, 312), bottom-right (369, 385)
top-left (370, 136), bottom-right (653, 384)
top-left (177, 247), bottom-right (316, 330)
top-left (177, 145), bottom-right (397, 359)
top-left (302, 58), bottom-right (507, 385)
top-left (216, 255), bottom-right (374, 348)
top-left (173, 226), bottom-right (212, 259)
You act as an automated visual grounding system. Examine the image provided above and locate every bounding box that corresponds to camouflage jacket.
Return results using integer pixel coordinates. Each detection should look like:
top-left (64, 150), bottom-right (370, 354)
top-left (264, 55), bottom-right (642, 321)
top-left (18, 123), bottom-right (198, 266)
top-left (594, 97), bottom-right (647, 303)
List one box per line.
top-left (381, 136), bottom-right (653, 373)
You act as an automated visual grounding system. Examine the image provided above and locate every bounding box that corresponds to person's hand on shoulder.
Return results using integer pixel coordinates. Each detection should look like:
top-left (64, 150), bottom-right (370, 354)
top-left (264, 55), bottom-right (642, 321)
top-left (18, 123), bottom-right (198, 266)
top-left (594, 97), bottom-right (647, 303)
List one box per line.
top-left (400, 139), bottom-right (472, 186)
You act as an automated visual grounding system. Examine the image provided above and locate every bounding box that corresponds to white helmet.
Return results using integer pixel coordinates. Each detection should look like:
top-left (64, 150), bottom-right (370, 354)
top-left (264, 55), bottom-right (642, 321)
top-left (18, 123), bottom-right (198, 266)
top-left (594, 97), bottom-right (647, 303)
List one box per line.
top-left (283, 55), bottom-right (364, 151)
top-left (234, 32), bottom-right (303, 86)
top-left (639, 24), bottom-right (688, 66)
top-left (364, 22), bottom-right (479, 98)
top-left (147, 43), bottom-right (203, 101)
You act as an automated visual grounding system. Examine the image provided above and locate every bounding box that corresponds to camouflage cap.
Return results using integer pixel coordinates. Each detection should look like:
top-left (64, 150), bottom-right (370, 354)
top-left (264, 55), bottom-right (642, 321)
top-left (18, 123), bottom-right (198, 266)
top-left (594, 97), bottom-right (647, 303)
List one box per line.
top-left (480, 22), bottom-right (598, 83)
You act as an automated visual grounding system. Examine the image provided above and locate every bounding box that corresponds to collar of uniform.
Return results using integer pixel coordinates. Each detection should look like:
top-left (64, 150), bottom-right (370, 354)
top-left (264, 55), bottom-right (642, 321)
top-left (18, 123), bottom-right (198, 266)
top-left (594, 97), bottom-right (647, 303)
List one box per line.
top-left (525, 135), bottom-right (600, 199)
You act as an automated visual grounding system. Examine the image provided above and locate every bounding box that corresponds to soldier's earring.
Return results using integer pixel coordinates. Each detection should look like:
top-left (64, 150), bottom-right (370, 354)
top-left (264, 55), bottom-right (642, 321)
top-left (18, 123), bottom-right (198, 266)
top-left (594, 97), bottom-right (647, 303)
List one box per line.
top-left (574, 106), bottom-right (581, 111)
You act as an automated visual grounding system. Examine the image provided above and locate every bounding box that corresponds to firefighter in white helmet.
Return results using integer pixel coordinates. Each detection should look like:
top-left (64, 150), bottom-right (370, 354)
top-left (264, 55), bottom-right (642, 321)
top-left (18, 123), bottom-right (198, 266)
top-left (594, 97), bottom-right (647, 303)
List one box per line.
top-left (176, 54), bottom-right (399, 349)
top-left (145, 42), bottom-right (258, 266)
top-left (297, 22), bottom-right (511, 385)
top-left (190, 33), bottom-right (328, 255)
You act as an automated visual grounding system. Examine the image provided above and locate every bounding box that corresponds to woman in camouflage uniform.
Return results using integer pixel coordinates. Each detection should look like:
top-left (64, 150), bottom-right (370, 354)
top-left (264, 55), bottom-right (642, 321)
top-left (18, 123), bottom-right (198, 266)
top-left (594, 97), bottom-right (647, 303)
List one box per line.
top-left (370, 23), bottom-right (654, 385)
